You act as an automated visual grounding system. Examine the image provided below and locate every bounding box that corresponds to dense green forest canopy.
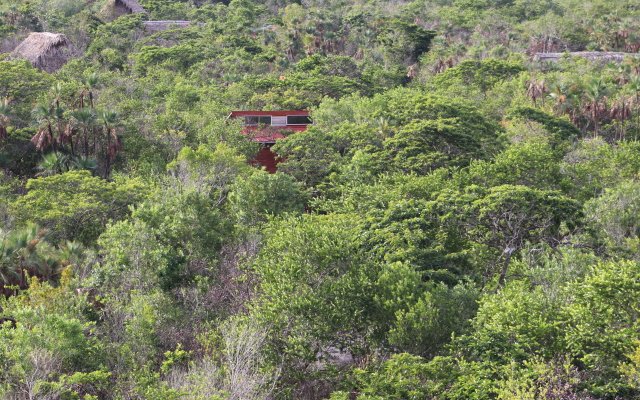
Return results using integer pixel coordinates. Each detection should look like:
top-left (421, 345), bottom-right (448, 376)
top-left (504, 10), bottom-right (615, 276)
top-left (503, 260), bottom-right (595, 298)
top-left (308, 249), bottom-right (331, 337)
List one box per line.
top-left (4, 0), bottom-right (640, 398)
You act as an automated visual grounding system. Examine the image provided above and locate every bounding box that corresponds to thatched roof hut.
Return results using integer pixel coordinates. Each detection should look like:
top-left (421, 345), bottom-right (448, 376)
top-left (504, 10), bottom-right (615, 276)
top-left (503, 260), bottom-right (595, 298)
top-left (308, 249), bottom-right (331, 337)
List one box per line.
top-left (100, 0), bottom-right (147, 22)
top-left (12, 32), bottom-right (77, 73)
top-left (142, 21), bottom-right (203, 33)
top-left (113, 0), bottom-right (146, 14)
top-left (535, 52), bottom-right (638, 63)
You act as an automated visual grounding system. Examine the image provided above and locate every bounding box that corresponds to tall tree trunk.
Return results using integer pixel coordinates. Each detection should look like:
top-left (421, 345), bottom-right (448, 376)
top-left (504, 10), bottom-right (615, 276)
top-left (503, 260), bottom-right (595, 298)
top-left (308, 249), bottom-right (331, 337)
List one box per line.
top-left (636, 105), bottom-right (639, 141)
top-left (48, 124), bottom-right (56, 152)
top-left (84, 128), bottom-right (89, 157)
top-left (498, 249), bottom-right (514, 288)
top-left (106, 128), bottom-right (111, 180)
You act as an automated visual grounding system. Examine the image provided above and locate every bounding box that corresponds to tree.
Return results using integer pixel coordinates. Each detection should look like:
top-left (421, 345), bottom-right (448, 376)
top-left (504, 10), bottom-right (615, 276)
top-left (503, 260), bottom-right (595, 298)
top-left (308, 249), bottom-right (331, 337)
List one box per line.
top-left (438, 185), bottom-right (584, 287)
top-left (249, 214), bottom-right (380, 373)
top-left (69, 155), bottom-right (99, 175)
top-left (71, 108), bottom-right (96, 158)
top-left (546, 81), bottom-right (582, 124)
top-left (506, 107), bottom-right (582, 143)
top-left (525, 77), bottom-right (548, 107)
top-left (582, 77), bottom-right (609, 137)
top-left (0, 238), bottom-right (19, 290)
top-left (328, 353), bottom-right (438, 400)
top-left (562, 260), bottom-right (640, 395)
top-left (79, 73), bottom-right (101, 110)
top-left (97, 110), bottom-right (123, 180)
top-left (560, 139), bottom-right (640, 202)
top-left (0, 274), bottom-right (106, 399)
top-left (377, 18), bottom-right (436, 64)
top-left (0, 97), bottom-right (12, 143)
top-left (11, 170), bottom-right (150, 244)
top-left (364, 197), bottom-right (471, 285)
top-left (0, 61), bottom-right (54, 122)
top-left (625, 75), bottom-right (640, 140)
top-left (228, 170), bottom-right (308, 226)
top-left (49, 82), bottom-right (65, 110)
top-left (272, 126), bottom-right (344, 188)
top-left (130, 190), bottom-right (231, 265)
top-left (92, 219), bottom-right (172, 294)
top-left (465, 137), bottom-right (563, 190)
top-left (0, 223), bottom-right (62, 291)
top-left (585, 180), bottom-right (640, 249)
top-left (377, 118), bottom-right (488, 174)
top-left (30, 103), bottom-right (57, 152)
top-left (37, 151), bottom-right (69, 177)
top-left (167, 143), bottom-right (250, 206)
top-left (432, 58), bottom-right (525, 94)
top-left (610, 92), bottom-right (632, 140)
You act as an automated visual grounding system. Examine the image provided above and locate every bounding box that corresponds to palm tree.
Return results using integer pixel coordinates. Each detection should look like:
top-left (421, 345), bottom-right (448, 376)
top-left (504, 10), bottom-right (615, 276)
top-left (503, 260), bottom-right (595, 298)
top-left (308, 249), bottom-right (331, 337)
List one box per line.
top-left (0, 97), bottom-right (12, 142)
top-left (429, 36), bottom-right (451, 74)
top-left (605, 61), bottom-right (631, 85)
top-left (626, 76), bottom-right (640, 140)
top-left (97, 110), bottom-right (123, 180)
top-left (0, 238), bottom-right (20, 292)
top-left (69, 155), bottom-right (99, 174)
top-left (609, 92), bottom-right (632, 141)
top-left (71, 109), bottom-right (96, 158)
top-left (547, 81), bottom-right (582, 126)
top-left (526, 78), bottom-right (548, 107)
top-left (302, 33), bottom-right (316, 55)
top-left (58, 240), bottom-right (87, 279)
top-left (323, 31), bottom-right (336, 53)
top-left (37, 151), bottom-right (70, 177)
top-left (53, 105), bottom-right (67, 149)
top-left (624, 56), bottom-right (640, 77)
top-left (582, 78), bottom-right (609, 137)
top-left (626, 34), bottom-right (640, 53)
top-left (613, 18), bottom-right (632, 50)
top-left (79, 73), bottom-right (101, 109)
top-left (50, 82), bottom-right (65, 109)
top-left (31, 102), bottom-right (57, 152)
top-left (5, 224), bottom-right (50, 289)
top-left (31, 243), bottom-right (63, 282)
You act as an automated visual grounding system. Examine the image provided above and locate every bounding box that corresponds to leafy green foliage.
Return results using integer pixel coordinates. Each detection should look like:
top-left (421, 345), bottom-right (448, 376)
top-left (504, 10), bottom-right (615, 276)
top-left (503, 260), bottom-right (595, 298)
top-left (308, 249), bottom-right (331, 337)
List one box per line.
top-left (437, 185), bottom-right (583, 286)
top-left (377, 18), bottom-right (437, 64)
top-left (228, 170), bottom-right (308, 226)
top-left (433, 58), bottom-right (525, 93)
top-left (4, 0), bottom-right (640, 398)
top-left (0, 61), bottom-right (54, 122)
top-left (132, 45), bottom-right (206, 74)
top-left (563, 260), bottom-right (640, 373)
top-left (11, 170), bottom-right (150, 244)
top-left (251, 213), bottom-right (378, 360)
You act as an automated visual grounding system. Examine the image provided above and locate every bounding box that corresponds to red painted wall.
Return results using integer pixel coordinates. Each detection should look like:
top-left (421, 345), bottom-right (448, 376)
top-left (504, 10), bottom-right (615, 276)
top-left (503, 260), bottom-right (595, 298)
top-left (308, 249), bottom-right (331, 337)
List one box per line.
top-left (253, 145), bottom-right (280, 173)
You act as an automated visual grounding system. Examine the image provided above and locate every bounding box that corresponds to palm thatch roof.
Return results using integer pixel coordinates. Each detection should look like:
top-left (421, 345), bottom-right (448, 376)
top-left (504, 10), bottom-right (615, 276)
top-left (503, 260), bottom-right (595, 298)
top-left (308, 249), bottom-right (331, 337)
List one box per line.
top-left (12, 32), bottom-right (77, 73)
top-left (99, 0), bottom-right (147, 22)
top-left (115, 0), bottom-right (146, 14)
top-left (535, 52), bottom-right (638, 63)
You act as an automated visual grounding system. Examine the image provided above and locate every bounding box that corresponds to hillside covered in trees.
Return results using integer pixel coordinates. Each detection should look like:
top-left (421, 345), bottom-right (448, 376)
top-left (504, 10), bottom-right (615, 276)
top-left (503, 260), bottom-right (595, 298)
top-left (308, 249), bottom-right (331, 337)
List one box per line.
top-left (4, 0), bottom-right (640, 398)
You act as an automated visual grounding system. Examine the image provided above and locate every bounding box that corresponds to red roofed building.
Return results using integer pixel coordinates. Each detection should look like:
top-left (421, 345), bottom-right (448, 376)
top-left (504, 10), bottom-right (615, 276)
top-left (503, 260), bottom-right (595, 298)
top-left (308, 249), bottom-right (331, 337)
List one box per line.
top-left (229, 110), bottom-right (312, 173)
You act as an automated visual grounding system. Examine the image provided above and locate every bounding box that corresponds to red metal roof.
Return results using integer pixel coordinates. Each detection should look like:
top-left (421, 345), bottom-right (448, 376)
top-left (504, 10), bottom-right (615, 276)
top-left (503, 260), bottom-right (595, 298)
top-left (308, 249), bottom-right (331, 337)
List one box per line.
top-left (229, 110), bottom-right (310, 117)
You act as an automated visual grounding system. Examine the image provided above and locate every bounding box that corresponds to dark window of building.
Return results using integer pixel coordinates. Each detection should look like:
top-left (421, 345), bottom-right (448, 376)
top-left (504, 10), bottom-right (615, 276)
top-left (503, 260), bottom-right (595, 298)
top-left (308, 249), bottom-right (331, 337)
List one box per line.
top-left (245, 116), bottom-right (272, 125)
top-left (286, 115), bottom-right (312, 125)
